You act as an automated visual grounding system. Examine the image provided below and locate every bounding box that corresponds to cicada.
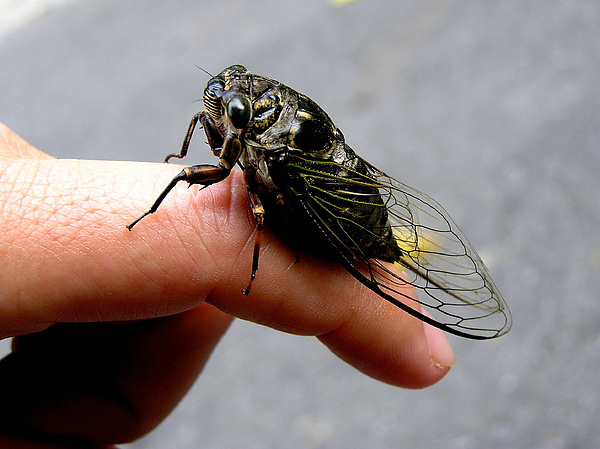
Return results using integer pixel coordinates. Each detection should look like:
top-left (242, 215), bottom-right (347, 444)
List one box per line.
top-left (127, 65), bottom-right (511, 339)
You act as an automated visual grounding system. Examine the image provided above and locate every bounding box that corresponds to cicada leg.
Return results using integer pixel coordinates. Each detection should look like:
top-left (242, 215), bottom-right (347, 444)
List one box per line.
top-left (127, 136), bottom-right (243, 230)
top-left (242, 188), bottom-right (265, 295)
top-left (126, 164), bottom-right (230, 230)
top-left (163, 112), bottom-right (201, 163)
top-left (164, 110), bottom-right (224, 163)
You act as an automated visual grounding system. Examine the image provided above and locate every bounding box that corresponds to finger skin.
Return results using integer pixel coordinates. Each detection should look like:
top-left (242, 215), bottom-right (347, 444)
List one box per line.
top-left (0, 305), bottom-right (232, 445)
top-left (0, 123), bottom-right (453, 445)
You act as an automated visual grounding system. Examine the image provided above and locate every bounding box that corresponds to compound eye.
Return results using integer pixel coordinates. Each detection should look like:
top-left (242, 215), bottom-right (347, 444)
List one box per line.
top-left (226, 96), bottom-right (252, 129)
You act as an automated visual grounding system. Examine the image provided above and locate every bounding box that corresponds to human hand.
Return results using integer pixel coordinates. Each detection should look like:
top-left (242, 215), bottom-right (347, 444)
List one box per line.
top-left (0, 123), bottom-right (454, 448)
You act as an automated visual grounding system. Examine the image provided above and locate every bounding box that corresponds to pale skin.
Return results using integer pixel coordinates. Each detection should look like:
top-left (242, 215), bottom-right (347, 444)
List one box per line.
top-left (0, 123), bottom-right (454, 449)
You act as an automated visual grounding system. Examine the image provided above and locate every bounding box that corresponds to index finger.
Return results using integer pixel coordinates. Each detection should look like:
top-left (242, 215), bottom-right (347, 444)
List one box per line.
top-left (0, 125), bottom-right (453, 387)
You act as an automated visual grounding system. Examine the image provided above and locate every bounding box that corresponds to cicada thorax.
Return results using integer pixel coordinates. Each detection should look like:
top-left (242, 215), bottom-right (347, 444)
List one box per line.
top-left (222, 73), bottom-right (402, 265)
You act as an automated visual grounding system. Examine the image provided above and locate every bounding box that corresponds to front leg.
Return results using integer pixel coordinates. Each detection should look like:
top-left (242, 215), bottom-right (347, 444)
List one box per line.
top-left (200, 110), bottom-right (225, 157)
top-left (128, 135), bottom-right (244, 230)
top-left (163, 110), bottom-right (225, 163)
top-left (126, 164), bottom-right (230, 230)
top-left (163, 112), bottom-right (202, 163)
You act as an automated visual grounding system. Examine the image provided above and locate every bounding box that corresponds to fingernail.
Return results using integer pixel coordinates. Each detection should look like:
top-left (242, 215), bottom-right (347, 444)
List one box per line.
top-left (423, 323), bottom-right (456, 368)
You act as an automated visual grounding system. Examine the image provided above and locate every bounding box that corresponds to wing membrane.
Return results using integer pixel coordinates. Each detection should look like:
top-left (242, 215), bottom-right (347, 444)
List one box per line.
top-left (289, 154), bottom-right (511, 339)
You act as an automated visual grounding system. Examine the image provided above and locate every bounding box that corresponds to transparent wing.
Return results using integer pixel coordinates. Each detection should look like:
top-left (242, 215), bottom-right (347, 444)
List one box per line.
top-left (372, 170), bottom-right (510, 339)
top-left (291, 155), bottom-right (511, 339)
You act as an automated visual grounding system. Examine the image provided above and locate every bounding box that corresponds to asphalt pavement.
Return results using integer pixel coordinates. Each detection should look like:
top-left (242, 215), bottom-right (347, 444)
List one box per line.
top-left (1, 0), bottom-right (599, 448)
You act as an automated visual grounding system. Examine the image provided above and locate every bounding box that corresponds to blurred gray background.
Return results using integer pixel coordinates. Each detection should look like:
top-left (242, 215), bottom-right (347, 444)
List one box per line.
top-left (1, 0), bottom-right (599, 447)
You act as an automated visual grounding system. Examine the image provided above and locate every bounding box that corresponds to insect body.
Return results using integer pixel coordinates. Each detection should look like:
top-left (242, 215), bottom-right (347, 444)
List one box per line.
top-left (128, 65), bottom-right (511, 339)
